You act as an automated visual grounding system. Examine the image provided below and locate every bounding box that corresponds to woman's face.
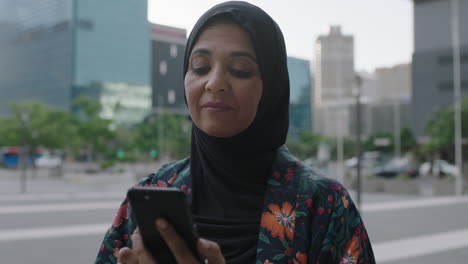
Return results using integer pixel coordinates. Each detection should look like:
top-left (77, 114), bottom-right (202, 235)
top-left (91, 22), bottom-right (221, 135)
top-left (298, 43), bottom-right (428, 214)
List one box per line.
top-left (185, 21), bottom-right (263, 138)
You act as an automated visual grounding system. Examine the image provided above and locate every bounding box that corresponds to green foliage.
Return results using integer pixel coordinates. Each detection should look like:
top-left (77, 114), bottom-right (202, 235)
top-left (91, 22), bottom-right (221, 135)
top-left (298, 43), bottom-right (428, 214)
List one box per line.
top-left (72, 96), bottom-right (115, 155)
top-left (363, 132), bottom-right (394, 153)
top-left (424, 97), bottom-right (468, 157)
top-left (4, 101), bottom-right (79, 149)
top-left (286, 131), bottom-right (328, 160)
top-left (135, 112), bottom-right (191, 160)
top-left (400, 127), bottom-right (417, 153)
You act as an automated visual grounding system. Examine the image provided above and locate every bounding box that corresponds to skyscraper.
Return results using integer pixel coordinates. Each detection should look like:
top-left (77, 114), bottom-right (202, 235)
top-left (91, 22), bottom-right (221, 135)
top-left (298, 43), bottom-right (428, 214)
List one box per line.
top-left (412, 0), bottom-right (468, 137)
top-left (313, 26), bottom-right (354, 137)
top-left (287, 56), bottom-right (313, 138)
top-left (0, 0), bottom-right (151, 124)
top-left (314, 25), bottom-right (354, 106)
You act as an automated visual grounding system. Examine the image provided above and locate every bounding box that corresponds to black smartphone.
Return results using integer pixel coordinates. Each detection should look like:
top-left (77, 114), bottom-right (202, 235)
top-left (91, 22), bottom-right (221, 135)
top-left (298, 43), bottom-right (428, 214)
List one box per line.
top-left (127, 187), bottom-right (201, 264)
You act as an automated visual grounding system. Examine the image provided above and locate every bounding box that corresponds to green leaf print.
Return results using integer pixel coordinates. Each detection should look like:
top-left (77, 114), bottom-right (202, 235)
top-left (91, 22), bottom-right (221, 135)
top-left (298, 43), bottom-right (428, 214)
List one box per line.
top-left (273, 254), bottom-right (286, 260)
top-left (259, 232), bottom-right (271, 244)
top-left (281, 239), bottom-right (289, 249)
top-left (268, 179), bottom-right (281, 186)
top-left (296, 211), bottom-right (307, 217)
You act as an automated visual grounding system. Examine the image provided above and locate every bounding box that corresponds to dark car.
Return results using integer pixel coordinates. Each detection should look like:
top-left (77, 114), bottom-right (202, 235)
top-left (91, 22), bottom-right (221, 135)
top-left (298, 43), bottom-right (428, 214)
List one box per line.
top-left (374, 158), bottom-right (419, 178)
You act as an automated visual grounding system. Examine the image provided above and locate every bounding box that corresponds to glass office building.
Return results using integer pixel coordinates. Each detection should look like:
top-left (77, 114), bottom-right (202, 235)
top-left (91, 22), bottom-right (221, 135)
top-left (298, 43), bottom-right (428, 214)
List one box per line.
top-left (0, 0), bottom-right (151, 124)
top-left (287, 56), bottom-right (314, 138)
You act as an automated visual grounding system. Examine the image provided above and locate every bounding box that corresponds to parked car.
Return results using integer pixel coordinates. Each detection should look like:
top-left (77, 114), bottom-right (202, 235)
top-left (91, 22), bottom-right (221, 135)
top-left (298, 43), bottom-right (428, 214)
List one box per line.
top-left (35, 155), bottom-right (62, 168)
top-left (374, 157), bottom-right (419, 178)
top-left (419, 160), bottom-right (459, 178)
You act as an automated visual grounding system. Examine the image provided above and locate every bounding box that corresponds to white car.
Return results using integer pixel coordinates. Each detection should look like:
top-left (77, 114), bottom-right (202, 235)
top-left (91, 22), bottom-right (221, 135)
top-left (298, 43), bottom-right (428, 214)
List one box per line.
top-left (419, 160), bottom-right (459, 177)
top-left (35, 155), bottom-right (62, 168)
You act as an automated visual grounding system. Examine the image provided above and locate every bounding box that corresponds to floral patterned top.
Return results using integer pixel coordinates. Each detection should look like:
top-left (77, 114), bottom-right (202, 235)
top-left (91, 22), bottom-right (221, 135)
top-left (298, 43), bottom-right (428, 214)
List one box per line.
top-left (95, 146), bottom-right (375, 264)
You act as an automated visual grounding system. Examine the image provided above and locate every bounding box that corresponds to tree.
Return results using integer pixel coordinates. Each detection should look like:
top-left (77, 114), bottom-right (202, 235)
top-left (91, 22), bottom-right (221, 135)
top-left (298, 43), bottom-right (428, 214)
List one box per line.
top-left (362, 132), bottom-right (394, 154)
top-left (286, 131), bottom-right (333, 160)
top-left (3, 101), bottom-right (79, 149)
top-left (72, 96), bottom-right (115, 161)
top-left (400, 127), bottom-right (417, 153)
top-left (135, 112), bottom-right (191, 160)
top-left (424, 97), bottom-right (468, 160)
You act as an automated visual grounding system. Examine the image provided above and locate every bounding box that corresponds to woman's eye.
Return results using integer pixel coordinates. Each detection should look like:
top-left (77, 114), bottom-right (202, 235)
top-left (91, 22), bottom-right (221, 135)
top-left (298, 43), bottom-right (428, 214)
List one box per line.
top-left (192, 67), bottom-right (210, 75)
top-left (230, 69), bottom-right (253, 78)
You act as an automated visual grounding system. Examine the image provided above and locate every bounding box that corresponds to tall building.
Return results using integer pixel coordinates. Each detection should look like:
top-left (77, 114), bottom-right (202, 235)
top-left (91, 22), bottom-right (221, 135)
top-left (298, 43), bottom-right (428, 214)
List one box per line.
top-left (287, 56), bottom-right (313, 138)
top-left (374, 63), bottom-right (411, 100)
top-left (0, 0), bottom-right (151, 124)
top-left (314, 25), bottom-right (354, 106)
top-left (412, 0), bottom-right (468, 137)
top-left (151, 23), bottom-right (187, 116)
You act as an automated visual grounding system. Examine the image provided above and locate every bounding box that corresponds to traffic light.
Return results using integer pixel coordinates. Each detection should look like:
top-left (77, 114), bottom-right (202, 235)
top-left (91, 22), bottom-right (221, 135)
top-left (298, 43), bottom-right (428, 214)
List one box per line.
top-left (117, 150), bottom-right (125, 159)
top-left (150, 149), bottom-right (158, 158)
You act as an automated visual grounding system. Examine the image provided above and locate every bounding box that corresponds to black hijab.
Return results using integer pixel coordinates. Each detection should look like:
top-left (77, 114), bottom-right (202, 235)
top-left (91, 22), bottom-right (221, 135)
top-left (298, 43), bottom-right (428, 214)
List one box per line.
top-left (183, 2), bottom-right (290, 263)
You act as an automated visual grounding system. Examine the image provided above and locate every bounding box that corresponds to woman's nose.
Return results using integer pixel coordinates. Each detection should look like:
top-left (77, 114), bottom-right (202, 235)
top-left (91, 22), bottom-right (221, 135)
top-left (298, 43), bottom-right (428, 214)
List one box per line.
top-left (205, 69), bottom-right (227, 93)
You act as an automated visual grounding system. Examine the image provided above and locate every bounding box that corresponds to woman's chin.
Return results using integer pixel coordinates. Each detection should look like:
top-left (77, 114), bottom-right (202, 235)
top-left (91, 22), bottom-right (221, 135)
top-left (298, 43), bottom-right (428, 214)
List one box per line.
top-left (201, 125), bottom-right (242, 138)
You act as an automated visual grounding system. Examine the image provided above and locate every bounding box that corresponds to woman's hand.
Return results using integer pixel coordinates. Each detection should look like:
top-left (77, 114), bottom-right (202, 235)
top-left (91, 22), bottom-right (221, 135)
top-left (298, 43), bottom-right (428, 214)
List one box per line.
top-left (117, 219), bottom-right (225, 264)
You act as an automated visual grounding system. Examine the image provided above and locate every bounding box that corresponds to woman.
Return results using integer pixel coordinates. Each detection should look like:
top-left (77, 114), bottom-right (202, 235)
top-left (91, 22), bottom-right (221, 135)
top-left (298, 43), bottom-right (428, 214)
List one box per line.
top-left (95, 2), bottom-right (375, 264)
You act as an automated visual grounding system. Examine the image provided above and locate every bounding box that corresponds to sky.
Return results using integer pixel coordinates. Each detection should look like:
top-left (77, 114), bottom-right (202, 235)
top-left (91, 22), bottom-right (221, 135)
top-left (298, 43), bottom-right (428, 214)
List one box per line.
top-left (147, 0), bottom-right (414, 73)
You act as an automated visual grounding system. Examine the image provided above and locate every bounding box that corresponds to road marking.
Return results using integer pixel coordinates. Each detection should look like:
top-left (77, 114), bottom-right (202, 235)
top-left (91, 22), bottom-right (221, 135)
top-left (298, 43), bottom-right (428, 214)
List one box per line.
top-left (373, 228), bottom-right (468, 263)
top-left (0, 191), bottom-right (125, 202)
top-left (0, 201), bottom-right (121, 214)
top-left (2, 223), bottom-right (468, 264)
top-left (0, 223), bottom-right (110, 242)
top-left (362, 196), bottom-right (468, 212)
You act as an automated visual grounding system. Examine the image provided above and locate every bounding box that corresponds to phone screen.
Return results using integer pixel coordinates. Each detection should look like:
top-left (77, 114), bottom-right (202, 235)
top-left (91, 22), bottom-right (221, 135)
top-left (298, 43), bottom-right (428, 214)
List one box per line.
top-left (127, 187), bottom-right (200, 264)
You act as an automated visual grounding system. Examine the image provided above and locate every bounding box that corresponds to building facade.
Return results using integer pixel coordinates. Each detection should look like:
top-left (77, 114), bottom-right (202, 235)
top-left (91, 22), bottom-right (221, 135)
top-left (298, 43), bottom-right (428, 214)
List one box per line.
top-left (287, 56), bottom-right (313, 138)
top-left (412, 0), bottom-right (468, 137)
top-left (0, 0), bottom-right (151, 124)
top-left (150, 23), bottom-right (187, 116)
top-left (314, 97), bottom-right (411, 139)
top-left (314, 25), bottom-right (354, 106)
top-left (374, 63), bottom-right (412, 100)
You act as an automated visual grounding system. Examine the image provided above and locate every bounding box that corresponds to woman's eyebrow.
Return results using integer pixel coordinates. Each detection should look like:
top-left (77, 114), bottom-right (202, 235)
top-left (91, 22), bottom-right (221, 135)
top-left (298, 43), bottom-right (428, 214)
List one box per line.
top-left (191, 48), bottom-right (211, 56)
top-left (230, 51), bottom-right (257, 63)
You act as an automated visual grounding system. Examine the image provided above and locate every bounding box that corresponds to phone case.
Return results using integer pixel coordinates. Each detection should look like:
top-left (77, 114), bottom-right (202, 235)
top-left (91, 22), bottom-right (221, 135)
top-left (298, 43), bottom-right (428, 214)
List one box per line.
top-left (127, 187), bottom-right (201, 264)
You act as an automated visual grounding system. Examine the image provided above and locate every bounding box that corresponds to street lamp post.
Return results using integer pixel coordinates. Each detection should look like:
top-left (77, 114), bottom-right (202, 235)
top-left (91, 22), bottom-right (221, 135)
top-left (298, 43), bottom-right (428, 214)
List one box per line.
top-left (451, 0), bottom-right (463, 196)
top-left (20, 111), bottom-right (29, 194)
top-left (354, 75), bottom-right (363, 208)
top-left (394, 99), bottom-right (401, 158)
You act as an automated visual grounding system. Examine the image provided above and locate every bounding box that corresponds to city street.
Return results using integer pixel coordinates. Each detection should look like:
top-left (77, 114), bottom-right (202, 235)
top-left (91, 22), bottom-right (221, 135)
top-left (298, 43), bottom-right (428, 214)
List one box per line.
top-left (1, 168), bottom-right (468, 264)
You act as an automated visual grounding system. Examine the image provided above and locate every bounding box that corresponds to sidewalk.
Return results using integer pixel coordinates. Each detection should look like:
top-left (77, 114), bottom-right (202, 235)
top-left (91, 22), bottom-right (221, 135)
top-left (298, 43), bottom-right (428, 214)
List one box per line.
top-left (0, 164), bottom-right (153, 195)
top-left (0, 166), bottom-right (441, 205)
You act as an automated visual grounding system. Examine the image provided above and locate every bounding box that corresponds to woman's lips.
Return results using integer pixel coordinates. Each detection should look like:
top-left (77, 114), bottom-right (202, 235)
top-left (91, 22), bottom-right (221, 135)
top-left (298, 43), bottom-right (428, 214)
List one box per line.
top-left (201, 102), bottom-right (235, 112)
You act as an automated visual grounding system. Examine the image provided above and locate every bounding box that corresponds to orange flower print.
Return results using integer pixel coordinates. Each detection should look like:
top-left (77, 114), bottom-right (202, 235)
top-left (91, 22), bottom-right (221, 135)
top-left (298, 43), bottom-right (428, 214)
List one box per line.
top-left (340, 235), bottom-right (360, 264)
top-left (342, 196), bottom-right (349, 208)
top-left (261, 202), bottom-right (296, 241)
top-left (293, 252), bottom-right (307, 264)
top-left (168, 173), bottom-right (178, 184)
top-left (264, 260), bottom-right (274, 264)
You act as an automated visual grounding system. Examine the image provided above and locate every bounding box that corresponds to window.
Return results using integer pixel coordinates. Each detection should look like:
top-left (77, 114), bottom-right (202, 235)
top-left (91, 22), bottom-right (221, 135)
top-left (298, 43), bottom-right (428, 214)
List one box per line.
top-left (168, 90), bottom-right (176, 104)
top-left (159, 61), bottom-right (167, 75)
top-left (438, 81), bottom-right (468, 91)
top-left (437, 54), bottom-right (468, 65)
top-left (170, 44), bottom-right (178, 58)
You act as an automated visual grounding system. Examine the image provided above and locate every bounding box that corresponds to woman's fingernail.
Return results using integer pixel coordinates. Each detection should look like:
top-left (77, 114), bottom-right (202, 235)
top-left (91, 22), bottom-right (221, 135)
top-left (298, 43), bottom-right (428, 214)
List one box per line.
top-left (156, 218), bottom-right (168, 230)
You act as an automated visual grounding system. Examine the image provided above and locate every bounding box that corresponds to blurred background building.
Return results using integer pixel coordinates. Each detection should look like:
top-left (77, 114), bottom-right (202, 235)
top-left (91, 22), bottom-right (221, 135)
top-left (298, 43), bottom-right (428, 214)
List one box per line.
top-left (287, 56), bottom-right (313, 138)
top-left (151, 23), bottom-right (187, 116)
top-left (313, 25), bottom-right (354, 138)
top-left (412, 0), bottom-right (468, 138)
top-left (0, 0), bottom-right (152, 125)
top-left (314, 25), bottom-right (354, 105)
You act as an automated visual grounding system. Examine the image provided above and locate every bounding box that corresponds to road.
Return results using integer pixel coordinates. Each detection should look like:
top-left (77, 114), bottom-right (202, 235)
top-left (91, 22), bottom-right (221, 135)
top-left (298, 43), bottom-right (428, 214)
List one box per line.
top-left (1, 168), bottom-right (468, 263)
